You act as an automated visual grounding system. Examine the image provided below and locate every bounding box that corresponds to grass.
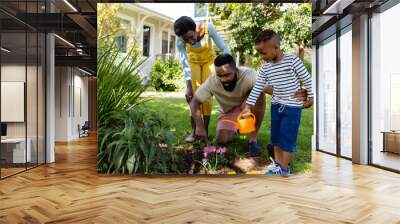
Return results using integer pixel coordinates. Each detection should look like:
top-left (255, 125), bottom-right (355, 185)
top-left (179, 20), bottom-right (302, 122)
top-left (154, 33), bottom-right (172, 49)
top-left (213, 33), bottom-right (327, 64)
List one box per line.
top-left (142, 95), bottom-right (313, 173)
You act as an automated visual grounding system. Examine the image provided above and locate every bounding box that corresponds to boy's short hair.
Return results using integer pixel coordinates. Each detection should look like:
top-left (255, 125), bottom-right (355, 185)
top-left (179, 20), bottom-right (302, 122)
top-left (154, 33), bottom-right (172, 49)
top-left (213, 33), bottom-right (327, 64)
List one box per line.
top-left (174, 16), bottom-right (196, 37)
top-left (214, 53), bottom-right (236, 68)
top-left (255, 29), bottom-right (280, 44)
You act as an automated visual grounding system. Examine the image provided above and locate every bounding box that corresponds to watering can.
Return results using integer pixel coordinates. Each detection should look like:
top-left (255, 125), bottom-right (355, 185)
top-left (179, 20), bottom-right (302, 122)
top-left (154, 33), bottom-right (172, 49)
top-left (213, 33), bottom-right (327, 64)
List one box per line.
top-left (222, 112), bottom-right (256, 134)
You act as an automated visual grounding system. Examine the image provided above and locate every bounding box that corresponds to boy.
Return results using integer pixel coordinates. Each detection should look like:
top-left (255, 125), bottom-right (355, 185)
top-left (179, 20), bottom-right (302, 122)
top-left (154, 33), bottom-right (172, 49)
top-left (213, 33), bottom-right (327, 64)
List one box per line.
top-left (243, 29), bottom-right (313, 176)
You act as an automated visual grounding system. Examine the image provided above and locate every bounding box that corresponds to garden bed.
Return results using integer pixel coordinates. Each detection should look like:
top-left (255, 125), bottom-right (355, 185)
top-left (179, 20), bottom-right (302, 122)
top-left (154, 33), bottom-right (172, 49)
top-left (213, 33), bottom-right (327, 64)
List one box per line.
top-left (164, 143), bottom-right (271, 175)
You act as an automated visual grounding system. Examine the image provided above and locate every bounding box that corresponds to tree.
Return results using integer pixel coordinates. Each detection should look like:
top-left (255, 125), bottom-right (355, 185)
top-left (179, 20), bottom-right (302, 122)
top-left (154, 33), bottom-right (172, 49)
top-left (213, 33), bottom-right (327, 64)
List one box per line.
top-left (98, 3), bottom-right (122, 44)
top-left (209, 3), bottom-right (312, 62)
top-left (209, 3), bottom-right (282, 55)
top-left (97, 3), bottom-right (139, 59)
top-left (278, 4), bottom-right (312, 60)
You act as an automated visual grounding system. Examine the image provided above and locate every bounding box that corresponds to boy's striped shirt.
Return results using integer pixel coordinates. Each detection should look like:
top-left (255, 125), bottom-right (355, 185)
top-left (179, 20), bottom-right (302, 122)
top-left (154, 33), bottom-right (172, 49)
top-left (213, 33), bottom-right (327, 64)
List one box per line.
top-left (246, 54), bottom-right (313, 107)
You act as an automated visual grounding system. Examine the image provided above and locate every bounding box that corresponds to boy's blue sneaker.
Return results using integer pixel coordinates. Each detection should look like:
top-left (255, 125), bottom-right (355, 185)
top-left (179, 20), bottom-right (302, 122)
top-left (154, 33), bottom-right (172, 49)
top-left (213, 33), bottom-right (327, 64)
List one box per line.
top-left (280, 167), bottom-right (291, 177)
top-left (265, 157), bottom-right (291, 176)
top-left (249, 141), bottom-right (261, 157)
top-left (266, 157), bottom-right (280, 175)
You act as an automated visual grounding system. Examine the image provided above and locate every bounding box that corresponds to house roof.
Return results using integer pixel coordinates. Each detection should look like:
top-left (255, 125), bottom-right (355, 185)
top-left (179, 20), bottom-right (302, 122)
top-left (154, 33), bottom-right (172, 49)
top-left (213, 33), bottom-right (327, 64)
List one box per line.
top-left (123, 4), bottom-right (175, 23)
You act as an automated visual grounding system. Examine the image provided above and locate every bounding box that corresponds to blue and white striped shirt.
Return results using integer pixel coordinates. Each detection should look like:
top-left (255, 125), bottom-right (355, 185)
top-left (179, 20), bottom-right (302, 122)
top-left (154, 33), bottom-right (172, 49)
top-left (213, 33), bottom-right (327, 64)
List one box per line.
top-left (246, 54), bottom-right (313, 107)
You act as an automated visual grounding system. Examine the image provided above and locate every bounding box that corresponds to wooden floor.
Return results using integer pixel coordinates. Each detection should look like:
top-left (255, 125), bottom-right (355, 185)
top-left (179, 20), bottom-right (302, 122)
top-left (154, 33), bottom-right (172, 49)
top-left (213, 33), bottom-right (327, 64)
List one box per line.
top-left (1, 135), bottom-right (400, 223)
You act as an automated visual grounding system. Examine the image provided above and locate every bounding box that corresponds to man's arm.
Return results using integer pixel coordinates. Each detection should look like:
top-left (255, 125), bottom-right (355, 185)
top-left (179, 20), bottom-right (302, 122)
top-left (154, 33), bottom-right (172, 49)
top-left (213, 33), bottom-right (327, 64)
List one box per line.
top-left (189, 79), bottom-right (213, 142)
top-left (189, 97), bottom-right (207, 143)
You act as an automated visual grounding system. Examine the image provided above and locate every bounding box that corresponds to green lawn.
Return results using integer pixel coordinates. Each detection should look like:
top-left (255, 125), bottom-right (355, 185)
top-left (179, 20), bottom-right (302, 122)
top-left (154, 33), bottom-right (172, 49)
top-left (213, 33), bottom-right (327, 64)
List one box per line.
top-left (143, 95), bottom-right (312, 173)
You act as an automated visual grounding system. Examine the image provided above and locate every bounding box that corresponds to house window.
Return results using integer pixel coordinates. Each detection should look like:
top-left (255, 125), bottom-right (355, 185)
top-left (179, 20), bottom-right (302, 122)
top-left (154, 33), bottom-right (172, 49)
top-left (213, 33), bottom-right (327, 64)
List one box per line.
top-left (143, 25), bottom-right (151, 57)
top-left (116, 36), bottom-right (126, 53)
top-left (161, 31), bottom-right (169, 54)
top-left (169, 35), bottom-right (176, 54)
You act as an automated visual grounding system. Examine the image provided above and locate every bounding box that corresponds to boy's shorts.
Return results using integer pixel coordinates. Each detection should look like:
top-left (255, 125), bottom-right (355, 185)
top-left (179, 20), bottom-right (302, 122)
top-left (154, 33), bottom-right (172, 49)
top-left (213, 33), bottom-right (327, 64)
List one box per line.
top-left (270, 103), bottom-right (302, 152)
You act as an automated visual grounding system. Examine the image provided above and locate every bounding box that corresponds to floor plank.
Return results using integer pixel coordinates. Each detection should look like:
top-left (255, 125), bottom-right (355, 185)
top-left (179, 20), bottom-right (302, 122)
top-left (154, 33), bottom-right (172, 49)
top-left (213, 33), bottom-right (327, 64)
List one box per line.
top-left (0, 134), bottom-right (399, 223)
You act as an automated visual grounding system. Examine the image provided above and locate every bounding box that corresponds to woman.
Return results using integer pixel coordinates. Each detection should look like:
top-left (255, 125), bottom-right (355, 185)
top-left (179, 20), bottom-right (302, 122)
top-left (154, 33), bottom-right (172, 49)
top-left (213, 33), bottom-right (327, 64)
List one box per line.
top-left (174, 16), bottom-right (231, 142)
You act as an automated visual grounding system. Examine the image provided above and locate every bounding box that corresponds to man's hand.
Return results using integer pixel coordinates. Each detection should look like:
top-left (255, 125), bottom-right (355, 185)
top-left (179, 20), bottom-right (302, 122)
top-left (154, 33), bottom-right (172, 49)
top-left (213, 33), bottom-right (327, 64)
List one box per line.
top-left (303, 97), bottom-right (314, 109)
top-left (195, 125), bottom-right (208, 144)
top-left (293, 88), bottom-right (308, 102)
top-left (185, 86), bottom-right (193, 103)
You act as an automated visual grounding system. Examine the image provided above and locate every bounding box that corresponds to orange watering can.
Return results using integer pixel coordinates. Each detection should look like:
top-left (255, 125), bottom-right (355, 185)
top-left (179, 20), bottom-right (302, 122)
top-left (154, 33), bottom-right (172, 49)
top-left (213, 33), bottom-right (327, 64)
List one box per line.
top-left (223, 112), bottom-right (256, 134)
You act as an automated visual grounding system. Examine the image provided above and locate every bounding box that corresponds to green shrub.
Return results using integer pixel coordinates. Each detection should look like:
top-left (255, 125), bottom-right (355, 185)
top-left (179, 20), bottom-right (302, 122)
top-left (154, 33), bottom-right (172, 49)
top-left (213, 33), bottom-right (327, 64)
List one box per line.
top-left (97, 42), bottom-right (177, 174)
top-left (97, 109), bottom-right (176, 174)
top-left (97, 42), bottom-right (146, 127)
top-left (150, 58), bottom-right (183, 92)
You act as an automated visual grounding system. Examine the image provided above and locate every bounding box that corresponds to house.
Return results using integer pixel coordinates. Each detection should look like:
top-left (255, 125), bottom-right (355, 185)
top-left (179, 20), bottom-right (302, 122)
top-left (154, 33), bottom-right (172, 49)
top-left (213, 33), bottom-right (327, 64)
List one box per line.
top-left (115, 4), bottom-right (178, 82)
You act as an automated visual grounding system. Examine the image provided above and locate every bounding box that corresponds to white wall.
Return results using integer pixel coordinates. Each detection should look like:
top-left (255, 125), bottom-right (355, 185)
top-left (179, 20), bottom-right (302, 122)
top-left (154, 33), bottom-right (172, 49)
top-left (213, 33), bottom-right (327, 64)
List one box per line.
top-left (55, 67), bottom-right (89, 141)
top-left (55, 66), bottom-right (69, 141)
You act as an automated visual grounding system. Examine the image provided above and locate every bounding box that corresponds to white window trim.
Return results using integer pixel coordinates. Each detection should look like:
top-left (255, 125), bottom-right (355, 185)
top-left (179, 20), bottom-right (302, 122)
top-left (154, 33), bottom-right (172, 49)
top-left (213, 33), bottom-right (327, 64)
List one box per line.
top-left (142, 22), bottom-right (155, 57)
top-left (161, 28), bottom-right (170, 55)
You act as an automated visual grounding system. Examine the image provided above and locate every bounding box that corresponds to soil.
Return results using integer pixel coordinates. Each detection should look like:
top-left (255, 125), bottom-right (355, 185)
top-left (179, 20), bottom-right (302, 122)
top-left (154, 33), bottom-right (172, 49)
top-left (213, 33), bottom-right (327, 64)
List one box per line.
top-left (232, 157), bottom-right (269, 173)
top-left (165, 145), bottom-right (271, 175)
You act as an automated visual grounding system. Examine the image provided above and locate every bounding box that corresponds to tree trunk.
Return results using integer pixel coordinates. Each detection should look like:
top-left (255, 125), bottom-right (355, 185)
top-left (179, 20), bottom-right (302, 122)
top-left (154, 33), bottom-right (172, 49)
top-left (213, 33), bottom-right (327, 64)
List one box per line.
top-left (298, 42), bottom-right (305, 61)
top-left (245, 54), bottom-right (252, 67)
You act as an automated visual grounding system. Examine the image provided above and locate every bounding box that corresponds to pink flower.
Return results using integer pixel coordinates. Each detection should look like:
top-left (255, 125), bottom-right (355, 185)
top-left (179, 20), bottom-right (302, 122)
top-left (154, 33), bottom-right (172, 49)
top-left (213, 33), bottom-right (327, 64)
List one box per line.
top-left (217, 147), bottom-right (226, 154)
top-left (203, 152), bottom-right (208, 158)
top-left (203, 145), bottom-right (216, 154)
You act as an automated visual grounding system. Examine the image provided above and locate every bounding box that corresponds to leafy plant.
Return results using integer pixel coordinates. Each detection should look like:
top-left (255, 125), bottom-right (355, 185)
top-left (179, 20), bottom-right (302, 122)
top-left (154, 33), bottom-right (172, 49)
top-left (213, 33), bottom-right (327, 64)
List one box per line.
top-left (97, 109), bottom-right (176, 174)
top-left (150, 58), bottom-right (184, 92)
top-left (97, 42), bottom-right (146, 128)
top-left (97, 41), bottom-right (177, 174)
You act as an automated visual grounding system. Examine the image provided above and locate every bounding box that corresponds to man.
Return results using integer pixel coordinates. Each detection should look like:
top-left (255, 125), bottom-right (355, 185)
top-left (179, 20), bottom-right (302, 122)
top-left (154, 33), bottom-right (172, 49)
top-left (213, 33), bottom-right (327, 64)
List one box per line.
top-left (189, 54), bottom-right (307, 157)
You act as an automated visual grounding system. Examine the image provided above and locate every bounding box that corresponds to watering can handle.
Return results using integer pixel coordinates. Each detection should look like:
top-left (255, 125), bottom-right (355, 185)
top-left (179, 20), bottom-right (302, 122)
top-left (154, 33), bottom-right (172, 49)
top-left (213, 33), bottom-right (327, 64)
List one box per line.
top-left (222, 119), bottom-right (238, 127)
top-left (238, 112), bottom-right (256, 122)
